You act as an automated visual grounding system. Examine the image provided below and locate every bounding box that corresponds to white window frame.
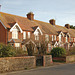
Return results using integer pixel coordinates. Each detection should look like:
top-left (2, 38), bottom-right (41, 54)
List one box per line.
top-left (59, 34), bottom-right (61, 42)
top-left (52, 35), bottom-right (54, 41)
top-left (55, 35), bottom-right (56, 40)
top-left (35, 35), bottom-right (39, 40)
top-left (23, 31), bottom-right (26, 39)
top-left (28, 32), bottom-right (30, 38)
top-left (15, 43), bottom-right (20, 47)
top-left (12, 30), bottom-right (18, 39)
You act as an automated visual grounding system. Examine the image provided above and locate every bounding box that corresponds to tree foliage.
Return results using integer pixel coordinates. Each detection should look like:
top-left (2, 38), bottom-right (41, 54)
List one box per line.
top-left (50, 47), bottom-right (66, 57)
top-left (70, 25), bottom-right (75, 29)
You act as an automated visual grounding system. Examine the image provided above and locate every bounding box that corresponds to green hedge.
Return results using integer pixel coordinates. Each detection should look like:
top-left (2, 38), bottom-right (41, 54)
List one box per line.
top-left (50, 47), bottom-right (66, 57)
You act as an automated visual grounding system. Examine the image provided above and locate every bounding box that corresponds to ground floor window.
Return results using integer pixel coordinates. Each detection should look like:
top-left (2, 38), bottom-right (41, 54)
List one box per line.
top-left (48, 43), bottom-right (51, 52)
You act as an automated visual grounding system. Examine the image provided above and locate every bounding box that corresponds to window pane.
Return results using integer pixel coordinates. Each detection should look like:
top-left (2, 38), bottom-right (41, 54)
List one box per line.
top-left (28, 32), bottom-right (30, 38)
top-left (23, 31), bottom-right (26, 39)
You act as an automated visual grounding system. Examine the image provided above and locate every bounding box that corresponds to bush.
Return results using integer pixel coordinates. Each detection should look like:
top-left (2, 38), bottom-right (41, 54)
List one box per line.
top-left (15, 48), bottom-right (28, 56)
top-left (50, 47), bottom-right (66, 57)
top-left (0, 44), bottom-right (16, 57)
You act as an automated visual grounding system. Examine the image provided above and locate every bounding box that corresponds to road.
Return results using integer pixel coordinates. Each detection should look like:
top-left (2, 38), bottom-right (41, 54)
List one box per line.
top-left (1, 63), bottom-right (75, 75)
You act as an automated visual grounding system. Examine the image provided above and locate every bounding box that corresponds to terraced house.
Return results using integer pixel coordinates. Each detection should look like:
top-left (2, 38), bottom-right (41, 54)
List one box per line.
top-left (0, 12), bottom-right (75, 52)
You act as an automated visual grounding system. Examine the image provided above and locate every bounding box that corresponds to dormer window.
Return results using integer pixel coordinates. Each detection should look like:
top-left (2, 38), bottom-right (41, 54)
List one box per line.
top-left (12, 27), bottom-right (18, 39)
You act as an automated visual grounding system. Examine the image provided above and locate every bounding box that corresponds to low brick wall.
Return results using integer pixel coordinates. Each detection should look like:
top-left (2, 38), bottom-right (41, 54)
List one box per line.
top-left (66, 55), bottom-right (75, 63)
top-left (43, 55), bottom-right (53, 67)
top-left (0, 56), bottom-right (36, 73)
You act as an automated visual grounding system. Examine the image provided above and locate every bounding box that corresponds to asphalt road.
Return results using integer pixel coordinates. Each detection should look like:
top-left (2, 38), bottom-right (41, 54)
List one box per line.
top-left (1, 63), bottom-right (75, 75)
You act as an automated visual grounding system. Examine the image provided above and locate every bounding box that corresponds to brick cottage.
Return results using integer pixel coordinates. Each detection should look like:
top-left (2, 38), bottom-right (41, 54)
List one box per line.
top-left (0, 12), bottom-right (75, 52)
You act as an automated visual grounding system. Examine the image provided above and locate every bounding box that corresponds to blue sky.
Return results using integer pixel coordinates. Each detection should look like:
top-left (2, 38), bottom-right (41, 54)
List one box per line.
top-left (0, 0), bottom-right (75, 26)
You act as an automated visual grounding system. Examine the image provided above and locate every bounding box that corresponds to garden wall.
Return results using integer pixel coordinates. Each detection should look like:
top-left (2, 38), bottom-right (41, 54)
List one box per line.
top-left (43, 55), bottom-right (53, 66)
top-left (66, 55), bottom-right (75, 63)
top-left (0, 56), bottom-right (36, 73)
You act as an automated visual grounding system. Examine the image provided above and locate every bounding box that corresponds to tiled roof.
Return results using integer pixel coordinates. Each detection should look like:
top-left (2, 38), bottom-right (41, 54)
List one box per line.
top-left (0, 12), bottom-right (75, 37)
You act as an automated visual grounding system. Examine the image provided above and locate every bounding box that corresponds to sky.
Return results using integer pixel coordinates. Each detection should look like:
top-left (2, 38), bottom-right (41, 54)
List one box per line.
top-left (0, 0), bottom-right (75, 26)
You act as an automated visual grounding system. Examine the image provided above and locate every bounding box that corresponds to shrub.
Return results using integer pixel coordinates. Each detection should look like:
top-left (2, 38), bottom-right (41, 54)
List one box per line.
top-left (50, 47), bottom-right (66, 57)
top-left (15, 48), bottom-right (28, 56)
top-left (0, 44), bottom-right (16, 57)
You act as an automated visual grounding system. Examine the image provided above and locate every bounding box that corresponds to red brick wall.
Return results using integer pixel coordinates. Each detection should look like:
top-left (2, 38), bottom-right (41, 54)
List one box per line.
top-left (18, 31), bottom-right (23, 40)
top-left (56, 36), bottom-right (59, 41)
top-left (8, 31), bottom-right (12, 41)
top-left (0, 22), bottom-right (7, 44)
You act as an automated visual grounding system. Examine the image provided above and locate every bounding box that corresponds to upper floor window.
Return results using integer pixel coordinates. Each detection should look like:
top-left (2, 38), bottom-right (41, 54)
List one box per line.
top-left (71, 38), bottom-right (73, 42)
top-left (66, 36), bottom-right (68, 42)
top-left (23, 31), bottom-right (26, 39)
top-left (12, 30), bottom-right (18, 39)
top-left (55, 35), bottom-right (56, 40)
top-left (52, 35), bottom-right (54, 41)
top-left (45, 34), bottom-right (49, 41)
top-left (59, 34), bottom-right (62, 42)
top-left (28, 32), bottom-right (30, 38)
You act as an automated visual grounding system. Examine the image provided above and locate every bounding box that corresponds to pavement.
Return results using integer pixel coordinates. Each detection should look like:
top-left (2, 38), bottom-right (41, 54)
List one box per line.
top-left (1, 63), bottom-right (75, 75)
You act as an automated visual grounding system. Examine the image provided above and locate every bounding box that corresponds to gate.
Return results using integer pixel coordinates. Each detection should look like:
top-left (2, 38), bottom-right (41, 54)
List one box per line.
top-left (36, 56), bottom-right (43, 66)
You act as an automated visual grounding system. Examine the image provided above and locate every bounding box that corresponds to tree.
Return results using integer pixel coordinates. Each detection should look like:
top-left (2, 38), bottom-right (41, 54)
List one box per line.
top-left (26, 42), bottom-right (35, 56)
top-left (50, 47), bottom-right (66, 57)
top-left (70, 25), bottom-right (75, 29)
top-left (38, 41), bottom-right (48, 55)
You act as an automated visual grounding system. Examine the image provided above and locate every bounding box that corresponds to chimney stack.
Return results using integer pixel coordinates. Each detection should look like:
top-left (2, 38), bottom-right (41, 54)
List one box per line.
top-left (27, 12), bottom-right (34, 21)
top-left (49, 19), bottom-right (55, 25)
top-left (65, 24), bottom-right (70, 29)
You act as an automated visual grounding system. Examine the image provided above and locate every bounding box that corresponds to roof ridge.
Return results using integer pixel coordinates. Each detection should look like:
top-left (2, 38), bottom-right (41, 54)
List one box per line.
top-left (0, 12), bottom-right (27, 19)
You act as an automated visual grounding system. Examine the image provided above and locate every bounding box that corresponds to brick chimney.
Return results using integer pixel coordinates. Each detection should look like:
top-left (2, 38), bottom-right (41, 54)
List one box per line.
top-left (27, 12), bottom-right (34, 21)
top-left (65, 24), bottom-right (70, 29)
top-left (49, 19), bottom-right (55, 25)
